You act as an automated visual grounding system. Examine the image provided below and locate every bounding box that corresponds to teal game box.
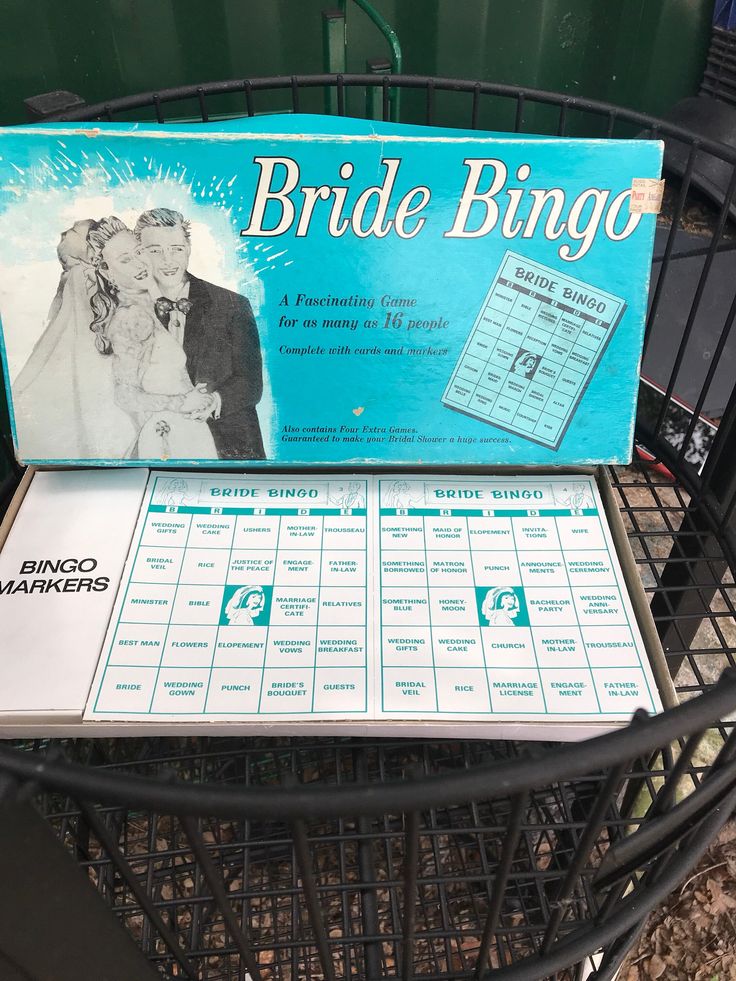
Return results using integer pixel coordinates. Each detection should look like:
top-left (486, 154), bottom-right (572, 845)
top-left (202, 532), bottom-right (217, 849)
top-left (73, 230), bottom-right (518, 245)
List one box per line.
top-left (0, 122), bottom-right (662, 467)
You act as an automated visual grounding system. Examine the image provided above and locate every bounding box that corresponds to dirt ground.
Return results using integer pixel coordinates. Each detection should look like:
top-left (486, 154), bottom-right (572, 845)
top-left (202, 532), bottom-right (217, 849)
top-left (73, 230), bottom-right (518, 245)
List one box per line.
top-left (619, 821), bottom-right (736, 980)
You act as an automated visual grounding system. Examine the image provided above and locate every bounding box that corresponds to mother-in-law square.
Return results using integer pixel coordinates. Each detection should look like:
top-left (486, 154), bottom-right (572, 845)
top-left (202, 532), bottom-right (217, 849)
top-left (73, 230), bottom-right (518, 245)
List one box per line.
top-left (12, 208), bottom-right (265, 461)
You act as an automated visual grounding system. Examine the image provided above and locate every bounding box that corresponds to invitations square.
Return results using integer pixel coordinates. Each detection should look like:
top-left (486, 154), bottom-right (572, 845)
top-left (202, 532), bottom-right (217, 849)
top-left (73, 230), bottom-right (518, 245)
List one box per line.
top-left (513, 517), bottom-right (560, 551)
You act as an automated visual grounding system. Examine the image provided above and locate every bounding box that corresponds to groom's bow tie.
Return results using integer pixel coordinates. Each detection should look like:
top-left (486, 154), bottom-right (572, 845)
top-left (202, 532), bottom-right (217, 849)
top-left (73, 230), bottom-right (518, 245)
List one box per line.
top-left (155, 296), bottom-right (193, 328)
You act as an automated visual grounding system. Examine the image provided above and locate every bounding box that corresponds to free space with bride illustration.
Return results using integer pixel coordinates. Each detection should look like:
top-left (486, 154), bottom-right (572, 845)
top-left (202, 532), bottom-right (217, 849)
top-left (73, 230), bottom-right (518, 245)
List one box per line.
top-left (0, 123), bottom-right (661, 466)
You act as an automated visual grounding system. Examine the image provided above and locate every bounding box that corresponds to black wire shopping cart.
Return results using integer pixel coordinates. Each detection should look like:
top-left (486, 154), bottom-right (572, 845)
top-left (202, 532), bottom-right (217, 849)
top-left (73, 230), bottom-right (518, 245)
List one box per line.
top-left (1, 75), bottom-right (736, 981)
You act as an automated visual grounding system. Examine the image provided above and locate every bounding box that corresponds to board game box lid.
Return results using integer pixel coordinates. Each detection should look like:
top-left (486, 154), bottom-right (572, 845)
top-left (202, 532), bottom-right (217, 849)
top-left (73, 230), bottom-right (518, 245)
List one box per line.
top-left (0, 122), bottom-right (662, 468)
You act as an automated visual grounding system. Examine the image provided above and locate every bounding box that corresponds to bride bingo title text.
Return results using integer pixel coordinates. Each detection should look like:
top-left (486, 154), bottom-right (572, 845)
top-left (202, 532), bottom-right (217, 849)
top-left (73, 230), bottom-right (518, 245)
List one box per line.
top-left (240, 156), bottom-right (643, 261)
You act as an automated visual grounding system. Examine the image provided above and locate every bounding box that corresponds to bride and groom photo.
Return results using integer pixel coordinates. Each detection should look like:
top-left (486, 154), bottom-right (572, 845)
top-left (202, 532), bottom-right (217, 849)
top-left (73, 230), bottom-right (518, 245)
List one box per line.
top-left (10, 207), bottom-right (266, 461)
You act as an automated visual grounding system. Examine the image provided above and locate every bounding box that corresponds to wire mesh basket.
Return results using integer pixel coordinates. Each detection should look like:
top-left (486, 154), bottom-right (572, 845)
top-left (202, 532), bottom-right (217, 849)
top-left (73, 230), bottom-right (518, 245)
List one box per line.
top-left (2, 75), bottom-right (736, 981)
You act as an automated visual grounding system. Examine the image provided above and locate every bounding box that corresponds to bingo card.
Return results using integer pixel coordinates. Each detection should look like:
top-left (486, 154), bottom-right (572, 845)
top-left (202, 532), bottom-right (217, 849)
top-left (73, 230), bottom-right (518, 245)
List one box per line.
top-left (375, 474), bottom-right (660, 722)
top-left (86, 473), bottom-right (371, 720)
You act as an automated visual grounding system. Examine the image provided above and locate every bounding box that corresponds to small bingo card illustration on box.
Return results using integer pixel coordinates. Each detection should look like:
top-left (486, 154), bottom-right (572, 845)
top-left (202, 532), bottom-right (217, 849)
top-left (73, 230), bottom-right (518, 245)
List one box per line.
top-left (442, 252), bottom-right (626, 449)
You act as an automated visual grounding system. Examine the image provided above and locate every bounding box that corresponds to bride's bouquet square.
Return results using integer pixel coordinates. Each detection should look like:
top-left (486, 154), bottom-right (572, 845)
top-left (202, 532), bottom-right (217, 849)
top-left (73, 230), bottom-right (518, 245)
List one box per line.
top-left (0, 121), bottom-right (661, 467)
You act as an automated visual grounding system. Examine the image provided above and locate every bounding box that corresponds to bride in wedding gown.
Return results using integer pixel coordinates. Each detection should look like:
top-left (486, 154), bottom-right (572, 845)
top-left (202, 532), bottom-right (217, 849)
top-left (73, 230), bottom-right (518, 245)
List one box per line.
top-left (11, 219), bottom-right (139, 459)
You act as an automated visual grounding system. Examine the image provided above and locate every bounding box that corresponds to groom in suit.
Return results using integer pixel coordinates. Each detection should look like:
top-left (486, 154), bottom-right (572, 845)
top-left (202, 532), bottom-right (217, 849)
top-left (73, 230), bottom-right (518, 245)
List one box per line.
top-left (134, 207), bottom-right (265, 459)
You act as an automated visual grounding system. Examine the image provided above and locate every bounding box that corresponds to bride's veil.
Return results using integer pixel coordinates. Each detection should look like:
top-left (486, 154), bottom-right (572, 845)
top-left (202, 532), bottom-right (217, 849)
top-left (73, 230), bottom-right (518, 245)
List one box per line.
top-left (11, 222), bottom-right (137, 460)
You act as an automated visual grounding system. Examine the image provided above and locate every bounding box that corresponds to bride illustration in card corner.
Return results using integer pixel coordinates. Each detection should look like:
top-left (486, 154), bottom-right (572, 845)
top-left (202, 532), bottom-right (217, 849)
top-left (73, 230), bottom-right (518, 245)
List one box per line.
top-left (11, 208), bottom-right (266, 462)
